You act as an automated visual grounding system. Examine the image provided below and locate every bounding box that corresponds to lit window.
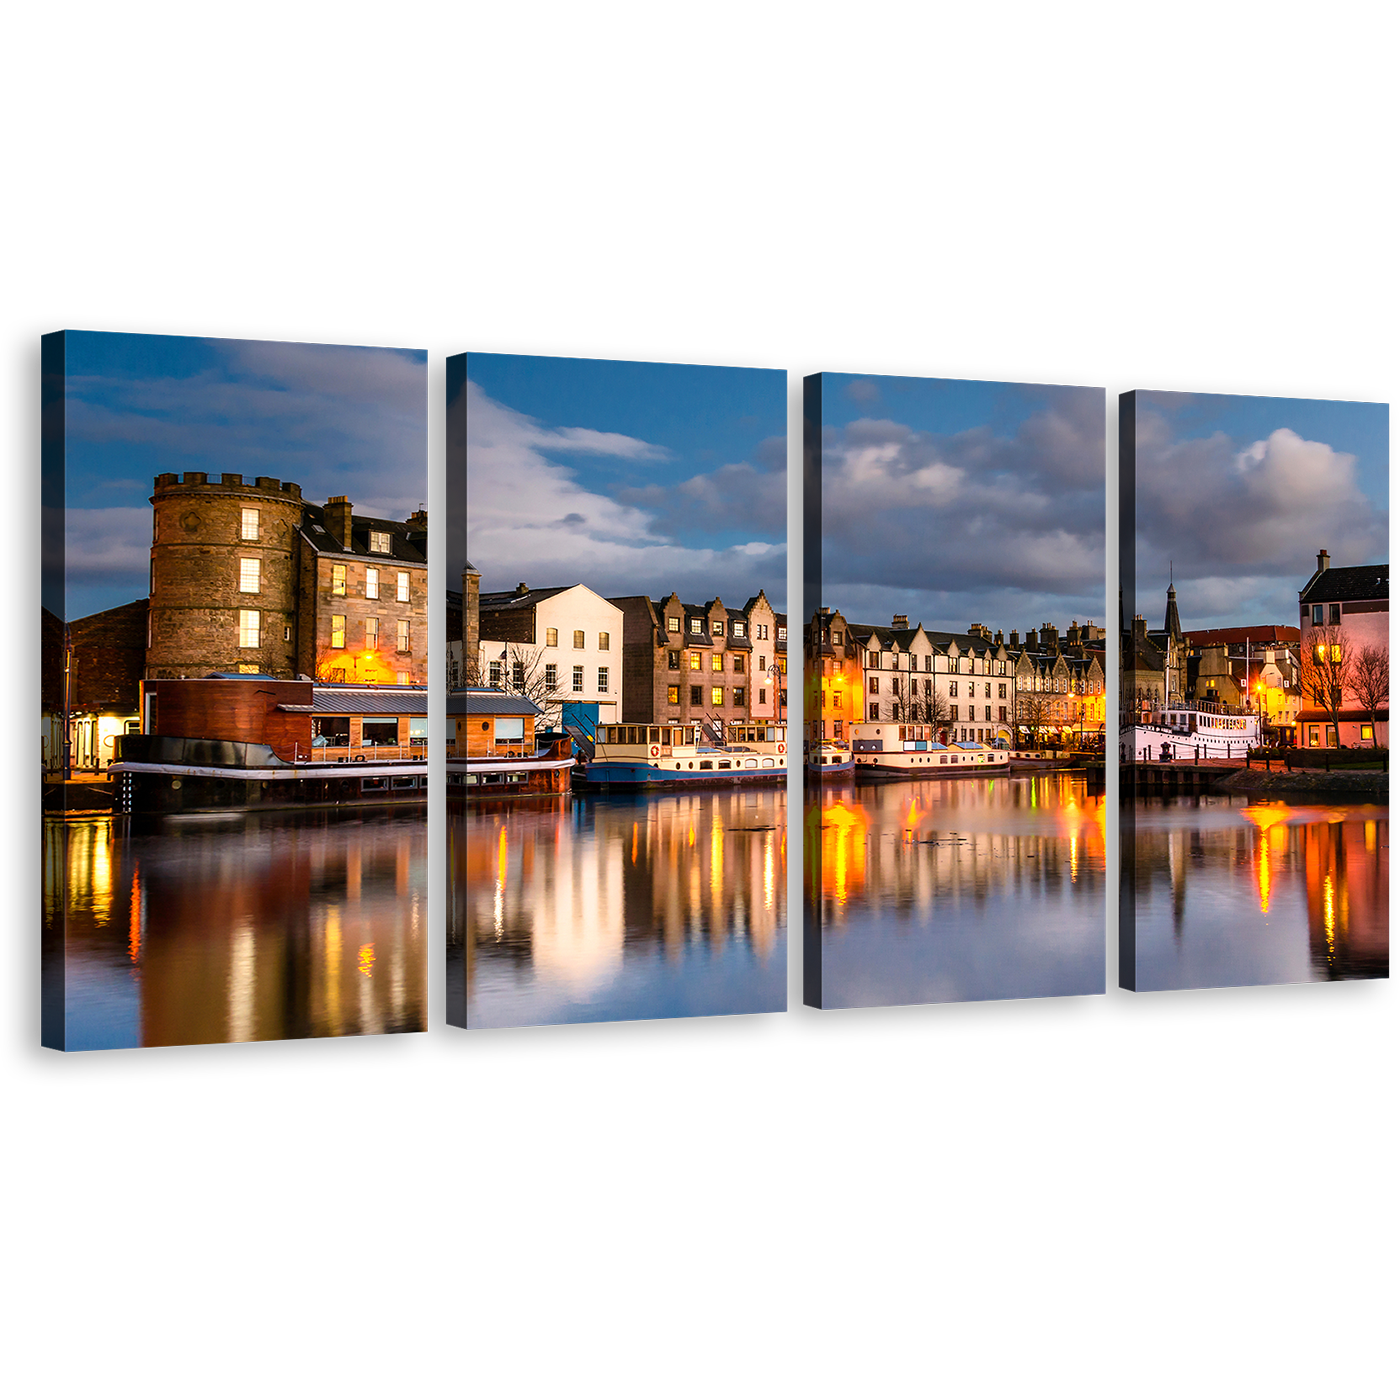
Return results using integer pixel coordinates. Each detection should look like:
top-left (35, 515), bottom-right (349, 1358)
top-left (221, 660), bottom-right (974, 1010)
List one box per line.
top-left (712, 653), bottom-right (723, 672)
top-left (734, 622), bottom-right (745, 638)
top-left (668, 685), bottom-right (680, 705)
top-left (366, 567), bottom-right (379, 599)
top-left (241, 508), bottom-right (259, 541)
top-left (777, 627), bottom-right (786, 640)
top-left (369, 531), bottom-right (392, 554)
top-left (239, 610), bottom-right (260, 648)
top-left (711, 687), bottom-right (724, 707)
top-left (690, 653), bottom-right (701, 670)
top-left (690, 618), bottom-right (702, 634)
top-left (237, 663), bottom-right (259, 674)
top-left (397, 620), bottom-right (409, 652)
top-left (1361, 724), bottom-right (1374, 740)
top-left (546, 628), bottom-right (558, 647)
top-left (668, 616), bottom-right (680, 633)
top-left (365, 618), bottom-right (379, 648)
top-left (239, 558), bottom-right (260, 594)
top-left (572, 666), bottom-right (584, 693)
top-left (573, 630), bottom-right (585, 649)
top-left (1331, 645), bottom-right (1342, 663)
top-left (330, 615), bottom-right (345, 649)
top-left (397, 571), bottom-right (410, 602)
top-left (598, 667), bottom-right (608, 692)
top-left (332, 563), bottom-right (346, 596)
top-left (869, 677), bottom-right (879, 694)
top-left (598, 632), bottom-right (610, 651)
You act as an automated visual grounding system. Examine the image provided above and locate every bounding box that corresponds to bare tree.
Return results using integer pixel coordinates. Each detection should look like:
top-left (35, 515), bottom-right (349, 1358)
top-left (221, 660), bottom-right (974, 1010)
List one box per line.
top-left (1017, 689), bottom-right (1058, 750)
top-left (909, 684), bottom-right (952, 729)
top-left (478, 642), bottom-right (566, 721)
top-left (1353, 642), bottom-right (1389, 747)
top-left (1303, 625), bottom-right (1354, 747)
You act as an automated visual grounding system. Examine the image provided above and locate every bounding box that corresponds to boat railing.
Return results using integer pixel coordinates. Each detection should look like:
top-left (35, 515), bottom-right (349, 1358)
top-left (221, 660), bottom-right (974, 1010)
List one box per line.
top-left (305, 743), bottom-right (428, 763)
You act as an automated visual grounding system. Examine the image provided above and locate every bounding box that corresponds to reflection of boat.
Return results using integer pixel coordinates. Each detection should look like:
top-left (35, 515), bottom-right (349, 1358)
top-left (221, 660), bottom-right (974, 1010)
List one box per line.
top-left (1124, 704), bottom-right (1259, 761)
top-left (851, 723), bottom-right (1010, 778)
top-left (448, 737), bottom-right (575, 799)
top-left (575, 721), bottom-right (787, 790)
top-left (807, 742), bottom-right (854, 774)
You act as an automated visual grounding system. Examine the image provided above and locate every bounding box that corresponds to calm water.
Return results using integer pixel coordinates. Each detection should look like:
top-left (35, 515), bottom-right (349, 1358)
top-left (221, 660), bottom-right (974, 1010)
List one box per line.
top-left (45, 810), bottom-right (427, 1050)
top-left (449, 790), bottom-right (787, 1028)
top-left (808, 774), bottom-right (1106, 1008)
top-left (1130, 796), bottom-right (1389, 990)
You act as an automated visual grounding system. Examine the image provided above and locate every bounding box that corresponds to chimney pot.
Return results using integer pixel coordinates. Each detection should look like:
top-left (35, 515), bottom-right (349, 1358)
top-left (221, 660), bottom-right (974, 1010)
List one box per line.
top-left (1317, 548), bottom-right (1330, 573)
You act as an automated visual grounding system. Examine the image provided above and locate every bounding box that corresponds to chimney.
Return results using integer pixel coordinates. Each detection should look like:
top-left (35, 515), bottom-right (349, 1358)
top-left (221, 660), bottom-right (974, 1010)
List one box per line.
top-left (1009, 630), bottom-right (1020, 648)
top-left (892, 613), bottom-right (908, 630)
top-left (515, 582), bottom-right (529, 597)
top-left (1317, 548), bottom-right (1330, 574)
top-left (405, 508), bottom-right (428, 530)
top-left (994, 629), bottom-right (1003, 645)
top-left (324, 496), bottom-right (354, 547)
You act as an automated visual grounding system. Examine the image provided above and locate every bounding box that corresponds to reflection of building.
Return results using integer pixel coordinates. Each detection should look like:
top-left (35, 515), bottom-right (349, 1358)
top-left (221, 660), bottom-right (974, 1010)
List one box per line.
top-left (1296, 549), bottom-right (1389, 748)
top-left (146, 472), bottom-right (427, 685)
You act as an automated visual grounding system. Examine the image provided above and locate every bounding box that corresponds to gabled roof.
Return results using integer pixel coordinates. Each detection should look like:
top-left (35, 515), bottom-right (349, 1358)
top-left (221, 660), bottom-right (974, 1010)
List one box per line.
top-left (1299, 564), bottom-right (1388, 604)
top-left (300, 504), bottom-right (427, 564)
top-left (447, 689), bottom-right (542, 716)
top-left (478, 585), bottom-right (570, 612)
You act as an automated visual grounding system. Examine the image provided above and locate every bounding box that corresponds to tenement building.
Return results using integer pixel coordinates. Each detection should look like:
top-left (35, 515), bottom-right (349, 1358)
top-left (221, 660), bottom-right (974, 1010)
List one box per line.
top-left (145, 472), bottom-right (428, 684)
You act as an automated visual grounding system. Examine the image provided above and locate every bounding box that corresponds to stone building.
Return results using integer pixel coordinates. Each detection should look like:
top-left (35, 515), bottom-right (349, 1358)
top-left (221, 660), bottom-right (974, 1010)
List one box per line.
top-left (145, 471), bottom-right (428, 684)
top-left (806, 606), bottom-right (862, 746)
top-left (65, 598), bottom-right (148, 770)
top-left (609, 590), bottom-right (782, 735)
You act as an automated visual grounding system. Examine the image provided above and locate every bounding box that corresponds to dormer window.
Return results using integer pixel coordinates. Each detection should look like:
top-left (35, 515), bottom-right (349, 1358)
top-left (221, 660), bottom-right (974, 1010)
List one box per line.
top-left (368, 530), bottom-right (392, 554)
top-left (690, 618), bottom-right (702, 634)
top-left (733, 621), bottom-right (745, 638)
top-left (668, 616), bottom-right (680, 632)
top-left (777, 627), bottom-right (786, 641)
top-left (712, 620), bottom-right (724, 636)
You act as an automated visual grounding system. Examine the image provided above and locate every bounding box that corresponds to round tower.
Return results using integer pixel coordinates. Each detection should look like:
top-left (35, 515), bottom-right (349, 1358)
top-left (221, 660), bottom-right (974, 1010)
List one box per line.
top-left (147, 472), bottom-right (304, 679)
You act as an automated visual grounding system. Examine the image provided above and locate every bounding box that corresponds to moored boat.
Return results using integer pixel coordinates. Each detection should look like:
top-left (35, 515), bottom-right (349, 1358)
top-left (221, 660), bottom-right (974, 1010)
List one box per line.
top-left (851, 722), bottom-right (1010, 778)
top-left (1123, 703), bottom-right (1259, 762)
top-left (575, 721), bottom-right (787, 790)
top-left (806, 741), bottom-right (854, 774)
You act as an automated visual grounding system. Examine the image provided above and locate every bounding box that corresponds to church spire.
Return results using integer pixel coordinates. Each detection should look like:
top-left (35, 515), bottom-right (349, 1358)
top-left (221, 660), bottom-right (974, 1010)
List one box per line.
top-left (1164, 574), bottom-right (1182, 640)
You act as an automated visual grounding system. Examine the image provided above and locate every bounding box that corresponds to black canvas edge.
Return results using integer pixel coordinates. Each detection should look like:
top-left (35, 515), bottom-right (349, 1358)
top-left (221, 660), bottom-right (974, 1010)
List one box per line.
top-left (1117, 391), bottom-right (1138, 990)
top-left (445, 353), bottom-right (468, 1029)
top-left (801, 374), bottom-right (824, 1007)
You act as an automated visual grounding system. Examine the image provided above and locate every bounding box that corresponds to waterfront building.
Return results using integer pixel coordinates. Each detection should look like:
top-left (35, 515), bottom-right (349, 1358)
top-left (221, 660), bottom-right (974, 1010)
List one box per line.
top-left (806, 607), bottom-right (862, 746)
top-left (145, 472), bottom-right (428, 685)
top-left (471, 580), bottom-right (624, 728)
top-left (1296, 549), bottom-right (1389, 747)
top-left (1011, 643), bottom-right (1106, 748)
top-left (1191, 640), bottom-right (1301, 739)
top-left (61, 598), bottom-right (147, 771)
top-left (609, 590), bottom-right (782, 735)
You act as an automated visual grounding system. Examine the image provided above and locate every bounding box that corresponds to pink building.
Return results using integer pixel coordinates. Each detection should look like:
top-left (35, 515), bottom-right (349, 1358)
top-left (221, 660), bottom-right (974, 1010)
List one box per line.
top-left (1296, 549), bottom-right (1389, 748)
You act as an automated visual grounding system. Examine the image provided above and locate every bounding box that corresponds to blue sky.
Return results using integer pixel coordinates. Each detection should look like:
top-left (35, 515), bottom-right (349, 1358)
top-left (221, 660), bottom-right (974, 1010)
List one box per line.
top-left (58, 332), bottom-right (426, 618)
top-left (457, 353), bottom-right (787, 611)
top-left (1133, 390), bottom-right (1388, 630)
top-left (819, 373), bottom-right (1106, 635)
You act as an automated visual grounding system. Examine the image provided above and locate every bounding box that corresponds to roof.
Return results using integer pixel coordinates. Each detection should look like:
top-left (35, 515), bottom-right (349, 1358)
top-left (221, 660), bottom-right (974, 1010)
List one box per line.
top-left (1186, 625), bottom-right (1300, 648)
top-left (300, 503), bottom-right (427, 564)
top-left (311, 685), bottom-right (428, 715)
top-left (1299, 563), bottom-right (1388, 604)
top-left (478, 585), bottom-right (570, 612)
top-left (447, 689), bottom-right (543, 717)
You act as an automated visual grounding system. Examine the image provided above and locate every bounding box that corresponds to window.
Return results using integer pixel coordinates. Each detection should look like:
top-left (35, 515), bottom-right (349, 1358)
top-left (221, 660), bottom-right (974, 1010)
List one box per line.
top-left (759, 688), bottom-right (766, 705)
top-left (985, 683), bottom-right (992, 698)
top-left (999, 705), bottom-right (1007, 721)
top-left (1331, 645), bottom-right (1342, 663)
top-left (1361, 724), bottom-right (1374, 740)
top-left (758, 654), bottom-right (767, 672)
top-left (494, 717), bottom-right (525, 743)
top-left (777, 626), bottom-right (786, 641)
top-left (489, 662), bottom-right (502, 686)
top-left (331, 563), bottom-right (346, 595)
top-left (711, 687), bottom-right (724, 707)
top-left (544, 663), bottom-right (557, 689)
top-left (950, 705), bottom-right (959, 721)
top-left (508, 659), bottom-right (523, 688)
top-left (365, 567), bottom-right (379, 599)
top-left (572, 666), bottom-right (584, 693)
top-left (868, 703), bottom-right (879, 720)
top-left (369, 530), bottom-right (392, 554)
top-left (237, 662), bottom-right (260, 674)
top-left (712, 653), bottom-right (723, 672)
top-left (546, 628), bottom-right (558, 647)
top-left (985, 706), bottom-right (992, 722)
top-left (757, 624), bottom-right (768, 640)
top-left (365, 617), bottom-right (379, 648)
top-left (690, 618), bottom-right (702, 633)
top-left (573, 630), bottom-right (585, 649)
top-left (668, 616), bottom-right (680, 633)
top-left (397, 571), bottom-right (410, 602)
top-left (397, 672), bottom-right (410, 686)
top-left (241, 508), bottom-right (259, 541)
top-left (1329, 603), bottom-right (1342, 625)
top-left (690, 652), bottom-right (701, 670)
top-left (869, 677), bottom-right (879, 693)
top-left (712, 620), bottom-right (725, 636)
top-left (667, 650), bottom-right (680, 670)
top-left (998, 683), bottom-right (1006, 699)
top-left (950, 681), bottom-right (958, 697)
top-left (1312, 604), bottom-right (1324, 624)
top-left (597, 631), bottom-right (610, 652)
top-left (330, 615), bottom-right (345, 649)
top-left (690, 685), bottom-right (703, 706)
top-left (239, 558), bottom-right (260, 593)
top-left (668, 685), bottom-right (680, 705)
top-left (734, 621), bottom-right (745, 638)
top-left (734, 687), bottom-right (745, 707)
top-left (598, 667), bottom-right (608, 692)
top-left (397, 619), bottom-right (409, 652)
top-left (733, 654), bottom-right (745, 674)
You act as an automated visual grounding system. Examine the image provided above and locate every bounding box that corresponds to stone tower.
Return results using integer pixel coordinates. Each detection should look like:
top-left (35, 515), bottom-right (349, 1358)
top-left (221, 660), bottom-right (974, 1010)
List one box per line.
top-left (147, 472), bottom-right (304, 679)
top-left (462, 560), bottom-right (480, 677)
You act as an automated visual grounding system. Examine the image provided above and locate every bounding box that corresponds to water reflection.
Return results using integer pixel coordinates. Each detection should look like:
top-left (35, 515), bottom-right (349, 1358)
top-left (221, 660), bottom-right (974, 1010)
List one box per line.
top-left (449, 790), bottom-right (787, 1028)
top-left (1132, 797), bottom-right (1388, 989)
top-left (45, 811), bottom-right (427, 1050)
top-left (807, 774), bottom-right (1106, 1008)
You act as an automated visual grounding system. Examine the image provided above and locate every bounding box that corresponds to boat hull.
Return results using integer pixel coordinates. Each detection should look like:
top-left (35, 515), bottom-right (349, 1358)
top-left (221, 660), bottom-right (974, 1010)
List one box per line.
top-left (575, 760), bottom-right (785, 791)
top-left (110, 760), bottom-right (427, 815)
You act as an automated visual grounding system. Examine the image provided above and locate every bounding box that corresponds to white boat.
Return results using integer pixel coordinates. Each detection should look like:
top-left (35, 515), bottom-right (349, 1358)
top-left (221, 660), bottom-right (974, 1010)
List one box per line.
top-left (850, 722), bottom-right (1011, 777)
top-left (1123, 703), bottom-right (1259, 762)
top-left (806, 741), bottom-right (854, 774)
top-left (575, 721), bottom-right (787, 790)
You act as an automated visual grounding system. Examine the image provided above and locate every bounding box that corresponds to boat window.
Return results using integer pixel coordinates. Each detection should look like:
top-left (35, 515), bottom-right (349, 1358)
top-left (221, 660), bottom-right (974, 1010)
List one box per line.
top-left (361, 776), bottom-right (388, 790)
top-left (762, 759), bottom-right (773, 768)
top-left (391, 776), bottom-right (418, 789)
top-left (699, 760), bottom-right (713, 770)
top-left (745, 759), bottom-right (757, 768)
top-left (718, 760), bottom-right (731, 769)
top-left (649, 727), bottom-right (661, 743)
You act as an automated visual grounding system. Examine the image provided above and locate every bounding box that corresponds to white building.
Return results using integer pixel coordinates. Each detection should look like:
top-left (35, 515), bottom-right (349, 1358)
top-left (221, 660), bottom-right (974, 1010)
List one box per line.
top-left (476, 582), bottom-right (624, 727)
